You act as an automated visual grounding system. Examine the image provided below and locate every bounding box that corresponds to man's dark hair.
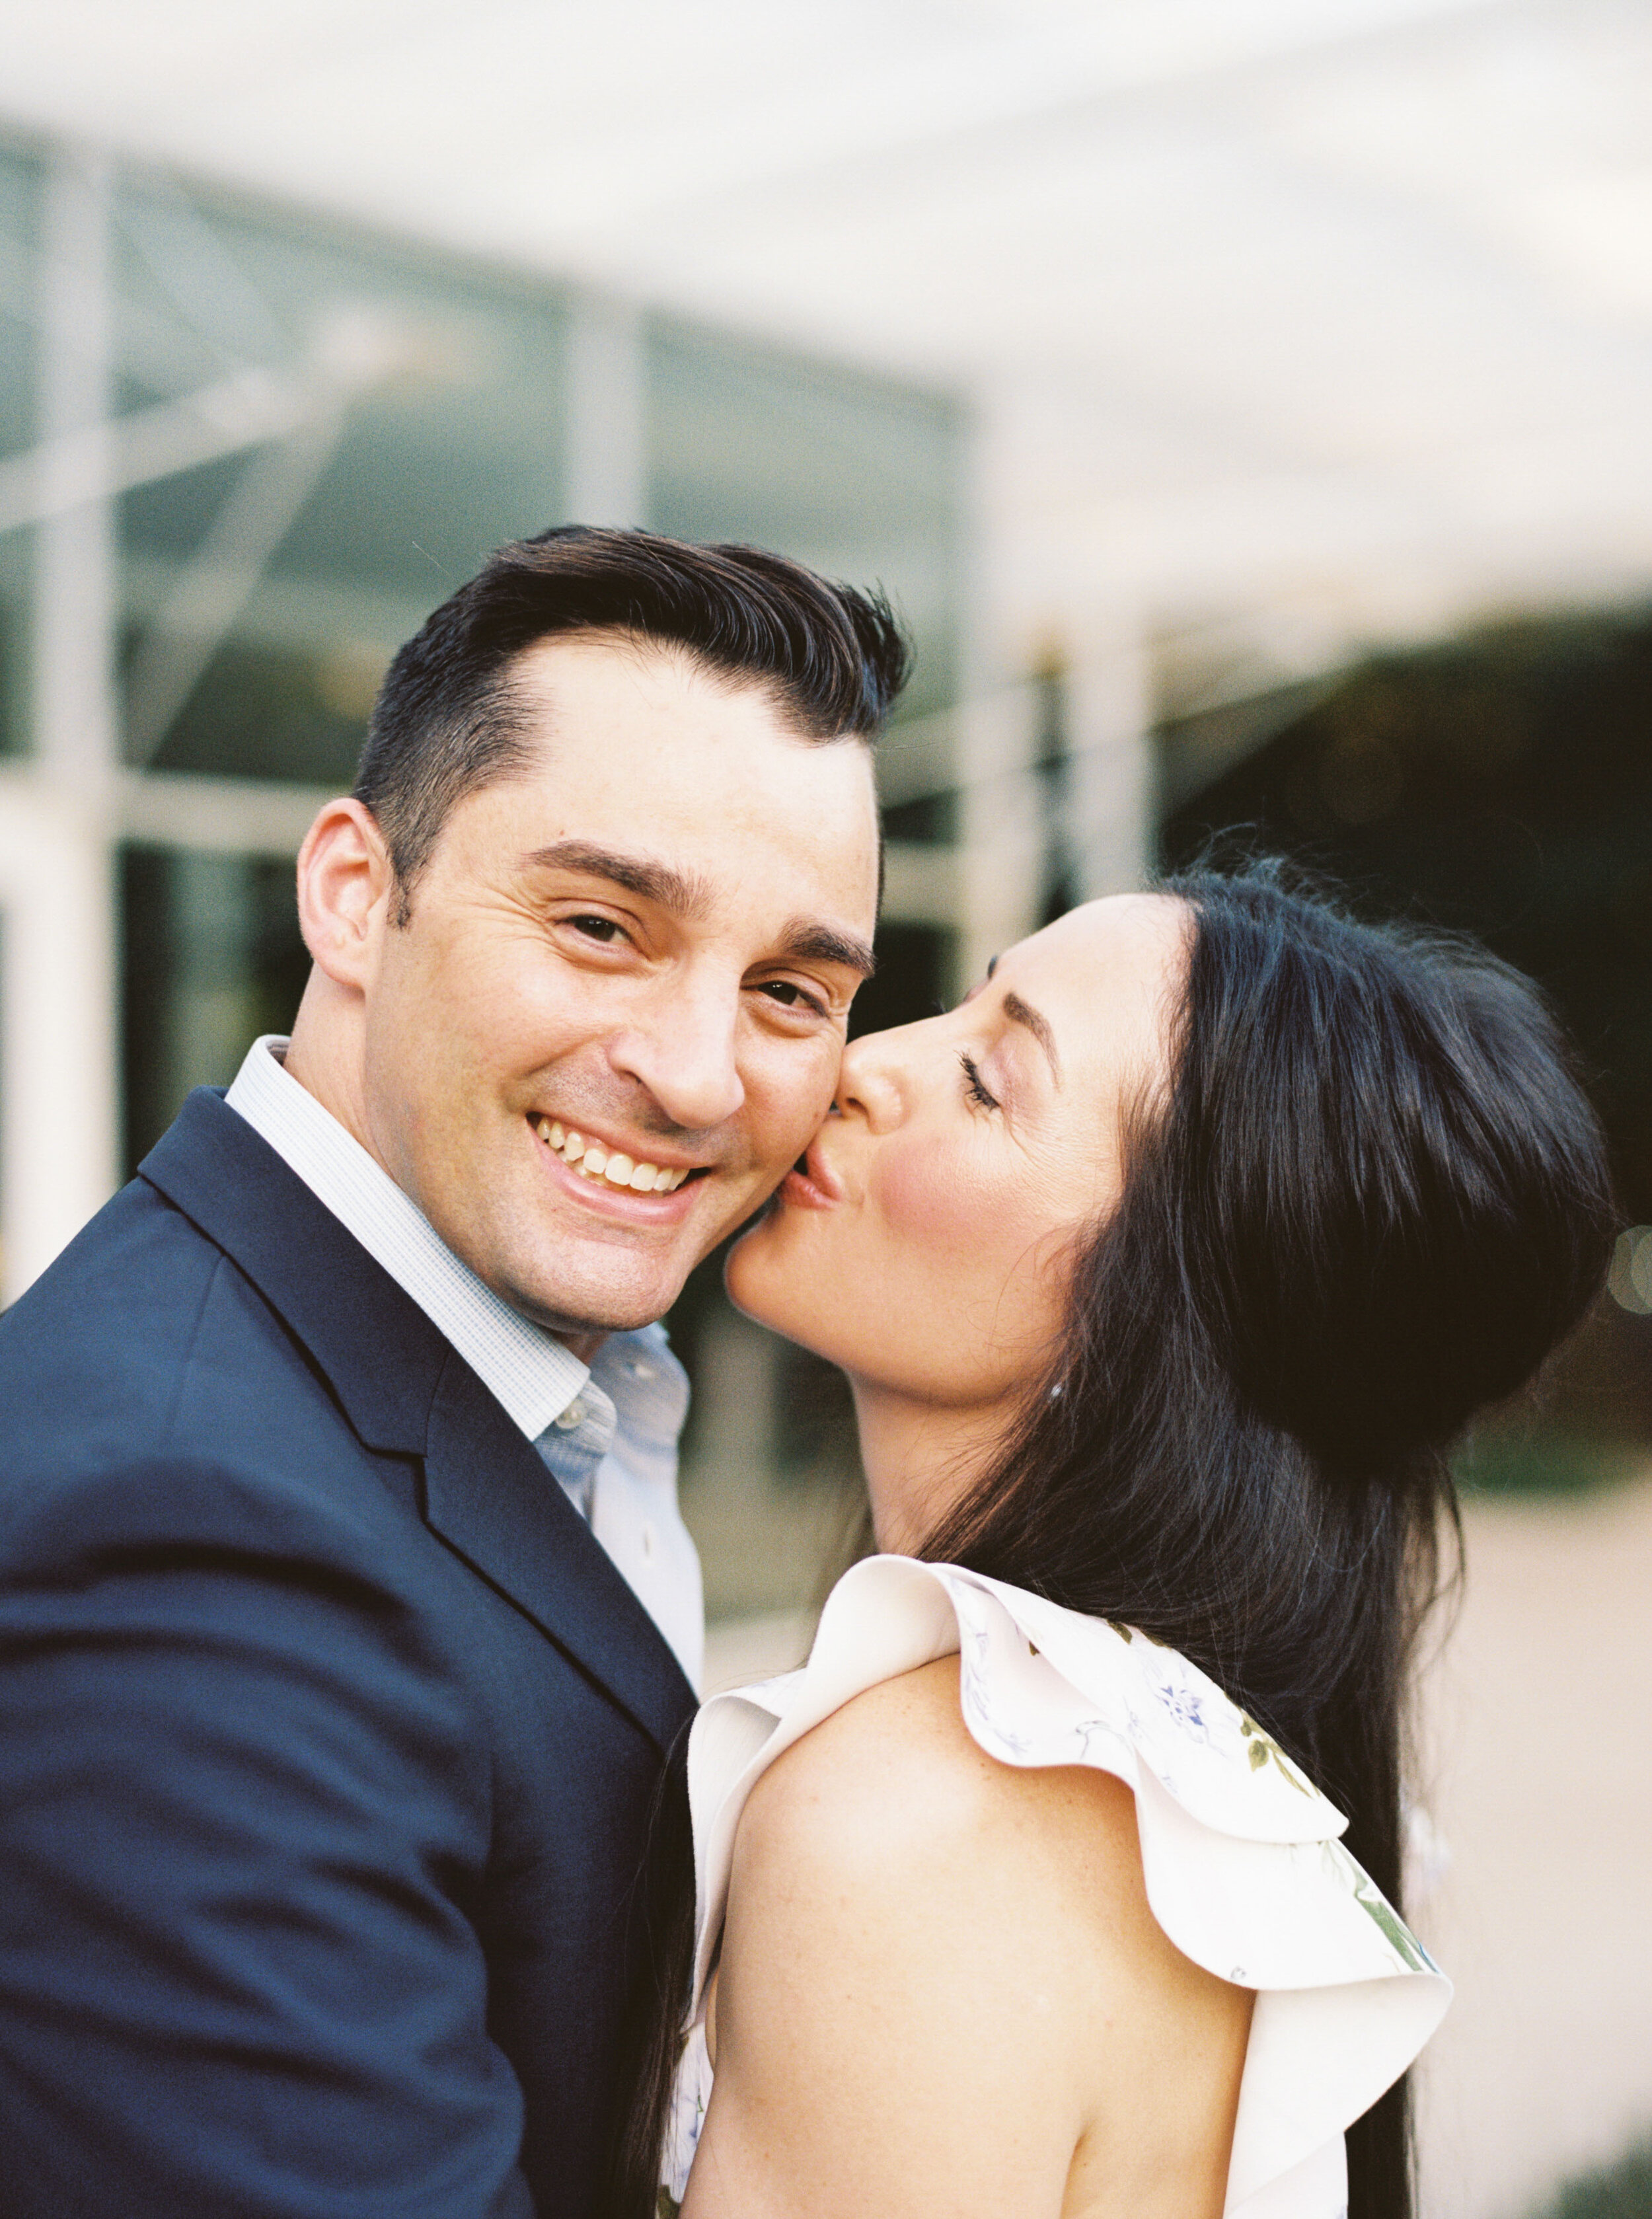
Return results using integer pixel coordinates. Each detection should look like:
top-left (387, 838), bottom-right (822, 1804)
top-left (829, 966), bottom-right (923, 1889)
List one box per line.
top-left (354, 525), bottom-right (911, 918)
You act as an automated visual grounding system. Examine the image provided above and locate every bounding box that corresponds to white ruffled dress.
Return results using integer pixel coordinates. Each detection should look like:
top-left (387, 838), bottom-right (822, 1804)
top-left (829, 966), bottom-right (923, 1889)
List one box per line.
top-left (662, 1555), bottom-right (1450, 2219)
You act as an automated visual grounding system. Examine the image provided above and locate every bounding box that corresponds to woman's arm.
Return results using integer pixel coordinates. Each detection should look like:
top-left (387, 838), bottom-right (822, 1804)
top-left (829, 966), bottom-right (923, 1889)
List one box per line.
top-left (682, 1656), bottom-right (1249, 2219)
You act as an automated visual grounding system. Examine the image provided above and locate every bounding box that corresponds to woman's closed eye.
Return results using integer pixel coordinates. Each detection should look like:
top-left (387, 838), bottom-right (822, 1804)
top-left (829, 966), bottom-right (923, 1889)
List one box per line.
top-left (958, 1052), bottom-right (999, 1111)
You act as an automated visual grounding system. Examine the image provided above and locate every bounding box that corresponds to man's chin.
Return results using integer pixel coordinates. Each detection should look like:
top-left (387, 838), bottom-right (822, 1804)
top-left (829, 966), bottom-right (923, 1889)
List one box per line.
top-left (474, 1184), bottom-right (775, 1343)
top-left (509, 1279), bottom-right (680, 1346)
top-left (505, 1230), bottom-right (719, 1343)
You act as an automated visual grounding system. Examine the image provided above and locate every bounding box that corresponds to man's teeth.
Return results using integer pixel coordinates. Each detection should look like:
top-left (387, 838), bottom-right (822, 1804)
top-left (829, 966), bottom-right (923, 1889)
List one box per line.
top-left (536, 1119), bottom-right (689, 1192)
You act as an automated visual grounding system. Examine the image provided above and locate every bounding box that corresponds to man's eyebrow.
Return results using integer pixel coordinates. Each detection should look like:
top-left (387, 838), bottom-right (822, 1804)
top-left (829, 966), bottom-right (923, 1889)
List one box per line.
top-left (1000, 989), bottom-right (1061, 1084)
top-left (521, 839), bottom-right (712, 921)
top-left (778, 919), bottom-right (877, 979)
top-left (521, 846), bottom-right (873, 978)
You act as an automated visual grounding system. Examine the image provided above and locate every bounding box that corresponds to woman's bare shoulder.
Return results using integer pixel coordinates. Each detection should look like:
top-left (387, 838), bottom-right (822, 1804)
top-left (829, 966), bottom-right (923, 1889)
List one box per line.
top-left (734, 1653), bottom-right (1143, 1916)
top-left (697, 1655), bottom-right (1250, 2219)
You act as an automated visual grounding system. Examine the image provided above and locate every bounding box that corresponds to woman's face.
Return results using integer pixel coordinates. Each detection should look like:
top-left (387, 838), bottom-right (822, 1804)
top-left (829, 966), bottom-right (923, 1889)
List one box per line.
top-left (726, 892), bottom-right (1189, 1425)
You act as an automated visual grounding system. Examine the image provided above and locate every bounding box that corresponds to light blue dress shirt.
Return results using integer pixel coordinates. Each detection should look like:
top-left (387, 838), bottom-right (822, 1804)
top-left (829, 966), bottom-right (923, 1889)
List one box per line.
top-left (225, 1037), bottom-right (703, 1687)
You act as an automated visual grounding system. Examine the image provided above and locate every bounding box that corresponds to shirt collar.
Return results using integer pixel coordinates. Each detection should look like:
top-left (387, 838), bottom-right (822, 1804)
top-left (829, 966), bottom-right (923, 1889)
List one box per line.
top-left (591, 1322), bottom-right (691, 1449)
top-left (224, 1036), bottom-right (590, 1441)
top-left (535, 1322), bottom-right (692, 1505)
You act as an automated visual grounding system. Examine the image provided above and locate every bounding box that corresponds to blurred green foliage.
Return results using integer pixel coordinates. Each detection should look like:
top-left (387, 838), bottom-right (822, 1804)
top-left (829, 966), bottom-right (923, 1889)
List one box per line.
top-left (1160, 606), bottom-right (1652, 1219)
top-left (1451, 1429), bottom-right (1643, 1500)
top-left (1530, 2138), bottom-right (1652, 2218)
top-left (1161, 608), bottom-right (1652, 1493)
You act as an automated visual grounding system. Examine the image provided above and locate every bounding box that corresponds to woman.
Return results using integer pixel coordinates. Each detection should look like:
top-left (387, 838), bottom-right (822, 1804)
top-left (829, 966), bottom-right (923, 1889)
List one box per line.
top-left (622, 865), bottom-right (1614, 2219)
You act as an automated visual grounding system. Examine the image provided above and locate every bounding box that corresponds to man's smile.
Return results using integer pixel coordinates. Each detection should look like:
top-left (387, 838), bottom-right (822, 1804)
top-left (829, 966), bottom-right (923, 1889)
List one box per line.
top-left (529, 1111), bottom-right (718, 1222)
top-left (533, 1115), bottom-right (698, 1193)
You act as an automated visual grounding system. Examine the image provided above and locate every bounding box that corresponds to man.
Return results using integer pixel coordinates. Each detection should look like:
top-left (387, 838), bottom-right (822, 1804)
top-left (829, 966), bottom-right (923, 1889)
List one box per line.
top-left (0, 527), bottom-right (900, 2217)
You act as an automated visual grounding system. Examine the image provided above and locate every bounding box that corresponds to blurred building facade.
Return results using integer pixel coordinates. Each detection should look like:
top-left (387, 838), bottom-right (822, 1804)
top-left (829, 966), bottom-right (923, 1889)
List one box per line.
top-left (0, 129), bottom-right (1018, 1302)
top-left (0, 129), bottom-right (1159, 1642)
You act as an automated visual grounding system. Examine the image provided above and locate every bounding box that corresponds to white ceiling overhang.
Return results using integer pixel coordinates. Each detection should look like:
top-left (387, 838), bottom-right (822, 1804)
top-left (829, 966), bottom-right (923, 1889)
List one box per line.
top-left (5, 0), bottom-right (1652, 678)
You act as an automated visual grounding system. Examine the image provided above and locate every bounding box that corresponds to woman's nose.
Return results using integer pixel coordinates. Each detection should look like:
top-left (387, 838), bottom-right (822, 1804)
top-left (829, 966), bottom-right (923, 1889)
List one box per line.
top-left (836, 1031), bottom-right (907, 1132)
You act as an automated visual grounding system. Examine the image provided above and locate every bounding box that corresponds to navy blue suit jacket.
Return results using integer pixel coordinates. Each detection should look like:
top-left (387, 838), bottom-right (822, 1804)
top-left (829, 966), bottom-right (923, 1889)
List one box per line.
top-left (0, 1089), bottom-right (697, 2217)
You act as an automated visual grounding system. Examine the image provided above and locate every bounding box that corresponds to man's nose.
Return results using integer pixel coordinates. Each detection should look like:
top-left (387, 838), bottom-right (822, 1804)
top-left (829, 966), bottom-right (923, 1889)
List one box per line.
top-left (607, 972), bottom-right (745, 1133)
top-left (835, 1031), bottom-right (906, 1133)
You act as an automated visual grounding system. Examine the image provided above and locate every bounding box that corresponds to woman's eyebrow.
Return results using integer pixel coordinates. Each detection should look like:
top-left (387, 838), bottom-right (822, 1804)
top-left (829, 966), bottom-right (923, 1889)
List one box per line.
top-left (1000, 990), bottom-right (1061, 1084)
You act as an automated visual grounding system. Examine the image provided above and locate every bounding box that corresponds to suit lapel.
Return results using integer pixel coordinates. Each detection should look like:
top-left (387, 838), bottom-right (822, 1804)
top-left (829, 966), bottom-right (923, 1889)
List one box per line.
top-left (422, 1355), bottom-right (694, 1754)
top-left (141, 1089), bottom-right (696, 1757)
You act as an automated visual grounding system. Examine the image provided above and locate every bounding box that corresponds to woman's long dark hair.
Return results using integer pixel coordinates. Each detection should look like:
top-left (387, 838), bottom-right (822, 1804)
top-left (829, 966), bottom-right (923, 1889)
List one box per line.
top-left (611, 863), bottom-right (1616, 2219)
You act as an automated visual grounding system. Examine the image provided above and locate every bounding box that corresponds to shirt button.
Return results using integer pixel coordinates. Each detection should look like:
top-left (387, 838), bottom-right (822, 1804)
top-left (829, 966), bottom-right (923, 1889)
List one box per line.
top-left (553, 1399), bottom-right (585, 1431)
top-left (641, 1522), bottom-right (656, 1559)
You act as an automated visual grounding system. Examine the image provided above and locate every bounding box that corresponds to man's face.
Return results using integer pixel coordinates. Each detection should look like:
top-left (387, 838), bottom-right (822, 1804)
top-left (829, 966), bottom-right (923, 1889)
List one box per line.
top-left (357, 634), bottom-right (880, 1342)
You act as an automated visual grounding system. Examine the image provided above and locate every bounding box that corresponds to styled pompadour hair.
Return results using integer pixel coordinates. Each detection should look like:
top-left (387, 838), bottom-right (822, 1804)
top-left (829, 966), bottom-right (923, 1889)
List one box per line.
top-left (354, 524), bottom-right (911, 917)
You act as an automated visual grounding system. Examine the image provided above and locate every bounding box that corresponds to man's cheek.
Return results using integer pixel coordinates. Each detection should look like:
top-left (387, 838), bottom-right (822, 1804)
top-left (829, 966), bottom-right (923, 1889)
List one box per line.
top-left (749, 1054), bottom-right (841, 1176)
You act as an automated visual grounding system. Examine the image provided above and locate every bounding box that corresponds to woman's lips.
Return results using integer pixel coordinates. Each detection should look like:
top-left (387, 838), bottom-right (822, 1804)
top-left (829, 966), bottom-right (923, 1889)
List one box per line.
top-left (780, 1137), bottom-right (846, 1211)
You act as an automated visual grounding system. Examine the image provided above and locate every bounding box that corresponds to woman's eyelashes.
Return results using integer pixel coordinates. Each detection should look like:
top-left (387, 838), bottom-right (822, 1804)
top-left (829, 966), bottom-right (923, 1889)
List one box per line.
top-left (958, 1051), bottom-right (1000, 1111)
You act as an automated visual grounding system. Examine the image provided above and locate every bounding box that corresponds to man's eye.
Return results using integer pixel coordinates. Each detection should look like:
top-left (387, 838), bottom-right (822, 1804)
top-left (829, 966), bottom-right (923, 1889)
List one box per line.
top-left (757, 980), bottom-right (826, 1016)
top-left (569, 915), bottom-right (622, 943)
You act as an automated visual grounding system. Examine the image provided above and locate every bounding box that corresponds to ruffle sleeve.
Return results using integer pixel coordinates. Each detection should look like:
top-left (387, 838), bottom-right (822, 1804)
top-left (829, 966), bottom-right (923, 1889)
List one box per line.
top-left (679, 1554), bottom-right (1450, 2219)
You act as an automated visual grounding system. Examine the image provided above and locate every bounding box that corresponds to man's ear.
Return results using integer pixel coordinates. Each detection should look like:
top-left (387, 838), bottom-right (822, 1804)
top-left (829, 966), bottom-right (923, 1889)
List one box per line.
top-left (296, 799), bottom-right (398, 991)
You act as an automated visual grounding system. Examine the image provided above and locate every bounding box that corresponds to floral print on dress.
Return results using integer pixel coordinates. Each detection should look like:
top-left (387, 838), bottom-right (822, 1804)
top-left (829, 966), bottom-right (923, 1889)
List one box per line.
top-left (1320, 1838), bottom-right (1441, 1976)
top-left (1135, 1649), bottom-right (1216, 1747)
top-left (661, 2021), bottom-right (712, 2207)
top-left (954, 1593), bottom-right (1039, 1760)
top-left (1240, 1711), bottom-right (1316, 1795)
top-left (1072, 1714), bottom-right (1131, 1766)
